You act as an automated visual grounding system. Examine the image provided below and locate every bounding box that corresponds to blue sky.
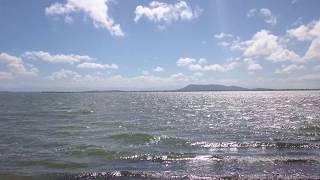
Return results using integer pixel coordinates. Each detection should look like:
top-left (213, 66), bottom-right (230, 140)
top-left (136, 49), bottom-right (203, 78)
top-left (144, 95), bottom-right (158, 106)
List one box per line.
top-left (0, 0), bottom-right (320, 91)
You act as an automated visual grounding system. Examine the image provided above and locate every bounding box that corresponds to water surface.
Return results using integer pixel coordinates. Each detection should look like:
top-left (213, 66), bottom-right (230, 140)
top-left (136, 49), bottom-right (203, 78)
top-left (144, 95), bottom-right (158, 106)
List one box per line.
top-left (0, 91), bottom-right (319, 179)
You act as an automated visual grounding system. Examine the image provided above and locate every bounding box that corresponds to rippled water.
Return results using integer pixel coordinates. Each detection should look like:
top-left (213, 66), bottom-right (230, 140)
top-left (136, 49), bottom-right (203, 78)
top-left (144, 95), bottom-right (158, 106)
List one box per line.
top-left (0, 91), bottom-right (320, 179)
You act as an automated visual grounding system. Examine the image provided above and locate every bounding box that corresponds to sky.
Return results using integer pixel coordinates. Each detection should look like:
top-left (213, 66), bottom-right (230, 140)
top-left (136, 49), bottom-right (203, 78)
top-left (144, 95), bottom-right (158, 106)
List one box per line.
top-left (0, 0), bottom-right (320, 91)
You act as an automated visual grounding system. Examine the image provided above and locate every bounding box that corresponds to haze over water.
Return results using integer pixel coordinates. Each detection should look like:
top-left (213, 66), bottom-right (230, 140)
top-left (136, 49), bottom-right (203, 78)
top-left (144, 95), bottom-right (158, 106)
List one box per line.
top-left (0, 91), bottom-right (319, 179)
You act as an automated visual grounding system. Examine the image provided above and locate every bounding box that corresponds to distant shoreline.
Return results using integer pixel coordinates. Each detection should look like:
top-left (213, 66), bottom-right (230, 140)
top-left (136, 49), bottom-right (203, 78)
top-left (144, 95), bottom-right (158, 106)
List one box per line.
top-left (41, 89), bottom-right (320, 93)
top-left (1, 84), bottom-right (320, 93)
top-left (1, 89), bottom-right (320, 93)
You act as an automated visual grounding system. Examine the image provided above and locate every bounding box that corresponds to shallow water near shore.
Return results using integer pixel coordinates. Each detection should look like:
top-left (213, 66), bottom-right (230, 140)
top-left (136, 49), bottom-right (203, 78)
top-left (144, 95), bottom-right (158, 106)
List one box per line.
top-left (0, 91), bottom-right (320, 179)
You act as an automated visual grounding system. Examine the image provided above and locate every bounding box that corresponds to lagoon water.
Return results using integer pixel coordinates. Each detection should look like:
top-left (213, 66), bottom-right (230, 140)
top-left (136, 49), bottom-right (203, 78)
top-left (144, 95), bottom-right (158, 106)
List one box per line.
top-left (0, 91), bottom-right (320, 179)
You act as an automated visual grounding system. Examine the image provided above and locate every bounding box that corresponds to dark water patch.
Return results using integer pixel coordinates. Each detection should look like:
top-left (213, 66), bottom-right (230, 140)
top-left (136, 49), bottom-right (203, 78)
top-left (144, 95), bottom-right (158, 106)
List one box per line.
top-left (48, 130), bottom-right (82, 137)
top-left (85, 149), bottom-right (115, 157)
top-left (59, 125), bottom-right (86, 130)
top-left (300, 126), bottom-right (320, 136)
top-left (2, 172), bottom-right (320, 180)
top-left (310, 138), bottom-right (320, 142)
top-left (273, 142), bottom-right (316, 149)
top-left (301, 126), bottom-right (320, 132)
top-left (20, 160), bottom-right (88, 169)
top-left (156, 136), bottom-right (191, 147)
top-left (70, 145), bottom-right (122, 160)
top-left (0, 174), bottom-right (66, 180)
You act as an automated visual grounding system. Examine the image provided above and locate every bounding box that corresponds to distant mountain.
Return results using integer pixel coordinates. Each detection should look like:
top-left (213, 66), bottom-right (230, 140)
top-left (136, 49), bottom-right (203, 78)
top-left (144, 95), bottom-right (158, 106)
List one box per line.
top-left (176, 84), bottom-right (249, 92)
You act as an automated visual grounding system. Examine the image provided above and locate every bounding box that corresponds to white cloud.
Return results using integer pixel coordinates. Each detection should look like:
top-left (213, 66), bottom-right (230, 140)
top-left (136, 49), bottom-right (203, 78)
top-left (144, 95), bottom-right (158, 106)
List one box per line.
top-left (142, 70), bottom-right (150, 75)
top-left (260, 8), bottom-right (277, 26)
top-left (176, 57), bottom-right (238, 72)
top-left (246, 9), bottom-right (257, 17)
top-left (153, 66), bottom-right (164, 72)
top-left (24, 51), bottom-right (120, 70)
top-left (134, 1), bottom-right (201, 25)
top-left (0, 53), bottom-right (22, 65)
top-left (217, 42), bottom-right (230, 47)
top-left (0, 72), bottom-right (13, 80)
top-left (45, 0), bottom-right (124, 37)
top-left (189, 64), bottom-right (204, 71)
top-left (287, 19), bottom-right (320, 41)
top-left (198, 58), bottom-right (207, 64)
top-left (313, 65), bottom-right (320, 71)
top-left (267, 48), bottom-right (301, 63)
top-left (243, 30), bottom-right (278, 57)
top-left (288, 25), bottom-right (312, 41)
top-left (176, 57), bottom-right (196, 66)
top-left (244, 58), bottom-right (263, 71)
top-left (248, 63), bottom-right (263, 71)
top-left (83, 73), bottom-right (190, 89)
top-left (23, 51), bottom-right (92, 64)
top-left (169, 72), bottom-right (185, 79)
top-left (229, 37), bottom-right (246, 51)
top-left (0, 53), bottom-right (39, 78)
top-left (247, 8), bottom-right (277, 26)
top-left (214, 33), bottom-right (233, 39)
top-left (243, 30), bottom-right (300, 62)
top-left (292, 73), bottom-right (320, 81)
top-left (192, 72), bottom-right (203, 77)
top-left (48, 69), bottom-right (80, 80)
top-left (215, 34), bottom-right (245, 51)
top-left (203, 62), bottom-right (238, 72)
top-left (275, 64), bottom-right (305, 74)
top-left (64, 15), bottom-right (74, 24)
top-left (303, 38), bottom-right (320, 60)
top-left (288, 19), bottom-right (320, 61)
top-left (77, 62), bottom-right (118, 69)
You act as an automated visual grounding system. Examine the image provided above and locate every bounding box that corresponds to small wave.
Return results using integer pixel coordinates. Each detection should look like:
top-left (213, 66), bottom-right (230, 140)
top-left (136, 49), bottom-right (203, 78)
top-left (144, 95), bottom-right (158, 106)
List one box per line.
top-left (300, 126), bottom-right (320, 136)
top-left (3, 172), bottom-right (320, 180)
top-left (109, 133), bottom-right (155, 144)
top-left (301, 126), bottom-right (320, 132)
top-left (70, 144), bottom-right (220, 163)
top-left (191, 141), bottom-right (320, 149)
top-left (273, 142), bottom-right (315, 148)
top-left (108, 133), bottom-right (190, 146)
top-left (62, 170), bottom-right (320, 180)
top-left (67, 109), bottom-right (94, 115)
top-left (274, 158), bottom-right (318, 164)
top-left (60, 125), bottom-right (84, 130)
top-left (71, 144), bottom-right (222, 163)
top-left (65, 171), bottom-right (229, 179)
top-left (79, 109), bottom-right (94, 114)
top-left (120, 153), bottom-right (223, 163)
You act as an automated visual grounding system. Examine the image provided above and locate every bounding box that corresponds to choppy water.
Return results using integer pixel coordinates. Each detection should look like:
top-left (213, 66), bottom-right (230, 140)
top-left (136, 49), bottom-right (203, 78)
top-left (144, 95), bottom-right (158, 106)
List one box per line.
top-left (0, 91), bottom-right (320, 179)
